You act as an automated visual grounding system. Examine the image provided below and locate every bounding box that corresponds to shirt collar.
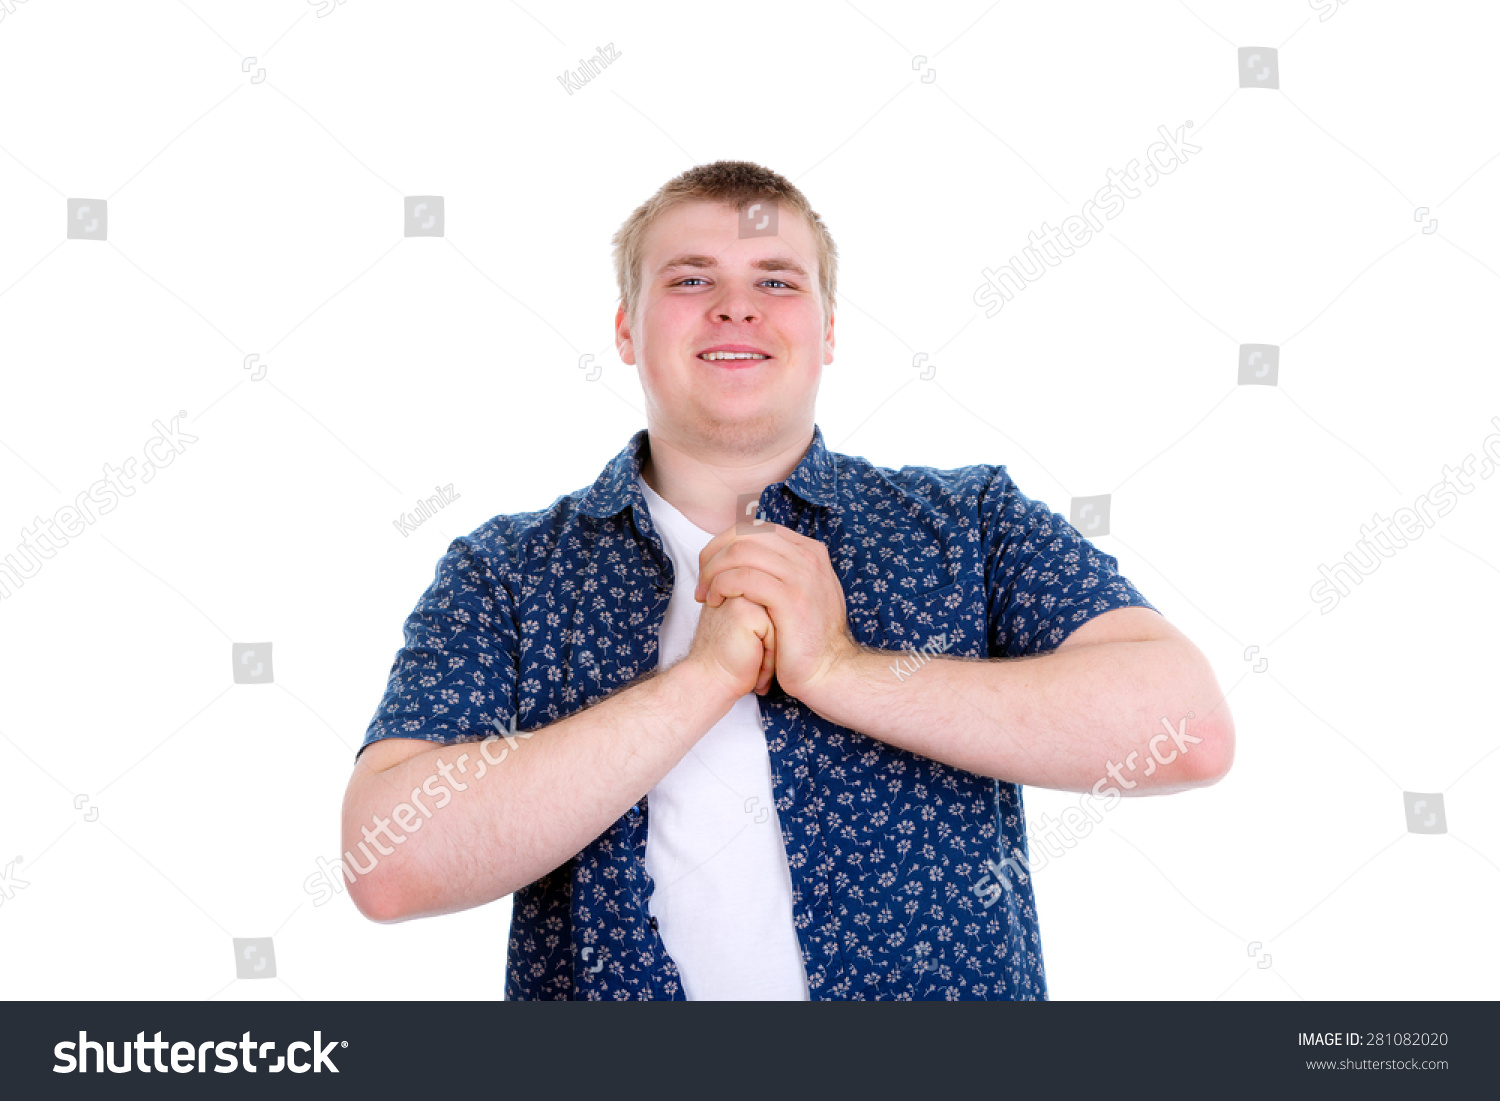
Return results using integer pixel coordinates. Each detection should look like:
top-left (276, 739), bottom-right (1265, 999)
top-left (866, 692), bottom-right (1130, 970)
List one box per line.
top-left (578, 423), bottom-right (837, 520)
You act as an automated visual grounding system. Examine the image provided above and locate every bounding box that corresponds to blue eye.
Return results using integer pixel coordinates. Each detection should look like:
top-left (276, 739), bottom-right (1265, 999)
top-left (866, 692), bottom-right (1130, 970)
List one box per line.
top-left (671, 276), bottom-right (796, 290)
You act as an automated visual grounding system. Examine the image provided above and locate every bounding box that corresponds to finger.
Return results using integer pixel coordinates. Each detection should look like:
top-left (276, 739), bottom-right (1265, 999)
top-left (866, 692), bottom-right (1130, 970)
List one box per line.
top-left (695, 523), bottom-right (794, 600)
top-left (697, 538), bottom-right (799, 602)
top-left (759, 612), bottom-right (776, 687)
top-left (756, 616), bottom-right (776, 695)
top-left (704, 567), bottom-right (788, 615)
top-left (697, 525), bottom-right (737, 573)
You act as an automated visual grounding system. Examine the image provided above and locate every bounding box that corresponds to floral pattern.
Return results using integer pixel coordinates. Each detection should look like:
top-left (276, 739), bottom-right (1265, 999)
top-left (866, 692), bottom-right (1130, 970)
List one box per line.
top-left (363, 424), bottom-right (1155, 999)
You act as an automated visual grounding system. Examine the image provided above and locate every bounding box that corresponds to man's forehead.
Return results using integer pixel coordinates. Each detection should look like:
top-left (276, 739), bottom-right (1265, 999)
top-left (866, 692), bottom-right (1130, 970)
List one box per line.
top-left (644, 200), bottom-right (816, 276)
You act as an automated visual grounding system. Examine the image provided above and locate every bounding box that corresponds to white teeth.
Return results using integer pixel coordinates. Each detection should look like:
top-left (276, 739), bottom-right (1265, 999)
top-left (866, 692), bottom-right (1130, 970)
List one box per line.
top-left (699, 351), bottom-right (769, 360)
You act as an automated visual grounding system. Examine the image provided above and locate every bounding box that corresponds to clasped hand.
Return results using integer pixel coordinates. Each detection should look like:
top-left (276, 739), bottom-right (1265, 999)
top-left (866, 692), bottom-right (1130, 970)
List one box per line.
top-left (692, 520), bottom-right (859, 702)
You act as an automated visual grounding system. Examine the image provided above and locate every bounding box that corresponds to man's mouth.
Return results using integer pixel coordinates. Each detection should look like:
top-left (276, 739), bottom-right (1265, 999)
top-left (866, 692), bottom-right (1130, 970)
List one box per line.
top-left (697, 345), bottom-right (772, 364)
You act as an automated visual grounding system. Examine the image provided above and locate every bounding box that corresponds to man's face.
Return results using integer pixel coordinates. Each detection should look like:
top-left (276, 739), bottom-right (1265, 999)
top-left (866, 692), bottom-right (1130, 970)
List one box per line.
top-left (616, 200), bottom-right (835, 451)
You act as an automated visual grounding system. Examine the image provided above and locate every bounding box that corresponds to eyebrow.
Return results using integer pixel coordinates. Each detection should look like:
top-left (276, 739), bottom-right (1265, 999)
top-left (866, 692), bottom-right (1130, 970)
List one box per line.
top-left (655, 254), bottom-right (810, 278)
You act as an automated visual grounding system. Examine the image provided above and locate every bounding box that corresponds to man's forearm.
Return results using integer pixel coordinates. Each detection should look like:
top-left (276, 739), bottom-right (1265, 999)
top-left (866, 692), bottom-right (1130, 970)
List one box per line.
top-left (343, 659), bottom-right (738, 922)
top-left (799, 638), bottom-right (1234, 793)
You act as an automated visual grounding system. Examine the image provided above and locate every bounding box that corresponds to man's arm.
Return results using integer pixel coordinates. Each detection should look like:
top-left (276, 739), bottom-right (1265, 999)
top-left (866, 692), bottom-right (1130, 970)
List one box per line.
top-left (693, 523), bottom-right (1234, 795)
top-left (798, 606), bottom-right (1234, 794)
top-left (342, 593), bottom-right (774, 923)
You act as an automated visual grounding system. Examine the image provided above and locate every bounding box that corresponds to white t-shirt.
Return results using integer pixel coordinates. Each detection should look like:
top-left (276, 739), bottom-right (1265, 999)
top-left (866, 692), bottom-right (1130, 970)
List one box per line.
top-left (637, 475), bottom-right (809, 1000)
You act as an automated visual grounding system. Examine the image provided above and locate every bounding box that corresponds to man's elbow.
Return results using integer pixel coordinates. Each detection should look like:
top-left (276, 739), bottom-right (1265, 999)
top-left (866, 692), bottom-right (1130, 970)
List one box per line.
top-left (1172, 646), bottom-right (1236, 788)
top-left (340, 820), bottom-right (415, 923)
top-left (1185, 709), bottom-right (1235, 787)
top-left (348, 873), bottom-right (411, 924)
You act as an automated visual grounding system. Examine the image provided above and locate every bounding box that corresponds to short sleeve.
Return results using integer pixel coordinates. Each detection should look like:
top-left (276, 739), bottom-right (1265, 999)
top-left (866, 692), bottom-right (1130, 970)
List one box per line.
top-left (360, 536), bottom-right (519, 760)
top-left (981, 467), bottom-right (1157, 657)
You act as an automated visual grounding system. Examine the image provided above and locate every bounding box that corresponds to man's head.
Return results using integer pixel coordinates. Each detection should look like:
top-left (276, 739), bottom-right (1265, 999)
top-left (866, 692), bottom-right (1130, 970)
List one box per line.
top-left (612, 161), bottom-right (838, 454)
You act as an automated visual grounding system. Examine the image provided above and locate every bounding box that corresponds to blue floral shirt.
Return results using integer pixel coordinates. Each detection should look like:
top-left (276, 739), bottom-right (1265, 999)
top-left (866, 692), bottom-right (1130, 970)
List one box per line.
top-left (361, 424), bottom-right (1155, 999)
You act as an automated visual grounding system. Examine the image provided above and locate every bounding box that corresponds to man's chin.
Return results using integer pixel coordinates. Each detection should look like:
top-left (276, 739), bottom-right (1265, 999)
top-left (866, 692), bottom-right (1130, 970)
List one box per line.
top-left (687, 410), bottom-right (788, 453)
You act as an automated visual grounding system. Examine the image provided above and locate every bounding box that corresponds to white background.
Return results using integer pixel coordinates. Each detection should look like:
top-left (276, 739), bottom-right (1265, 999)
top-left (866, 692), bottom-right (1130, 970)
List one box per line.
top-left (1, 0), bottom-right (1497, 1001)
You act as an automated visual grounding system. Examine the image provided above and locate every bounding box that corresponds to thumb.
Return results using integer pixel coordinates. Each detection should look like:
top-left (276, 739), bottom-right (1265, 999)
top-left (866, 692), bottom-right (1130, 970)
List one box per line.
top-left (755, 617), bottom-right (776, 695)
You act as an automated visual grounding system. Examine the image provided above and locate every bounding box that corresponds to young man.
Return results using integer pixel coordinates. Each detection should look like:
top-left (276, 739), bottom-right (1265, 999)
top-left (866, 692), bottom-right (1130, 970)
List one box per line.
top-left (343, 161), bottom-right (1235, 1000)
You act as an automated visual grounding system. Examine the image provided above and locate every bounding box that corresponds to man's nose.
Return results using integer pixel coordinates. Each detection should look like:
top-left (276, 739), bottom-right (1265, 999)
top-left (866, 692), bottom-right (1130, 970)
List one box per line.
top-left (713, 284), bottom-right (758, 323)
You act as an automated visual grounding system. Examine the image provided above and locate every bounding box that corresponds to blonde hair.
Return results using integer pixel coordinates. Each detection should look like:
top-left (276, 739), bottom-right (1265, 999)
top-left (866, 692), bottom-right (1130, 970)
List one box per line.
top-left (611, 160), bottom-right (838, 326)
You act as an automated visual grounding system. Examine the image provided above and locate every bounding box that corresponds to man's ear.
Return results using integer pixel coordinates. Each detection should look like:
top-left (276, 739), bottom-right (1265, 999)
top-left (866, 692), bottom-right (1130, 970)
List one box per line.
top-left (824, 308), bottom-right (836, 365)
top-left (615, 302), bottom-right (636, 366)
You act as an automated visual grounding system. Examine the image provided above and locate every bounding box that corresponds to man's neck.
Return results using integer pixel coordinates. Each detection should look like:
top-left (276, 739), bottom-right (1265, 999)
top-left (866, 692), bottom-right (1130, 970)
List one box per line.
top-left (639, 422), bottom-right (814, 537)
